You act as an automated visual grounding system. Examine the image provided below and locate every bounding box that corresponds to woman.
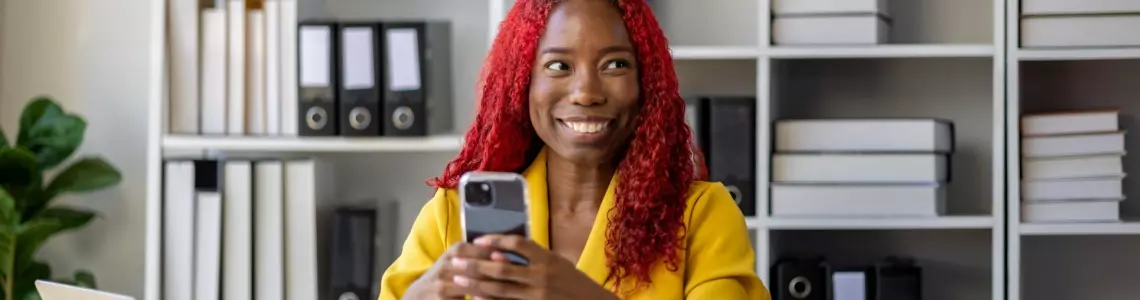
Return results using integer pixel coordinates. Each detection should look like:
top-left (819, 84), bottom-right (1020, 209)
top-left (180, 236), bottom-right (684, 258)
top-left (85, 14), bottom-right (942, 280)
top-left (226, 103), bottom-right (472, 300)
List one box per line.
top-left (379, 0), bottom-right (768, 299)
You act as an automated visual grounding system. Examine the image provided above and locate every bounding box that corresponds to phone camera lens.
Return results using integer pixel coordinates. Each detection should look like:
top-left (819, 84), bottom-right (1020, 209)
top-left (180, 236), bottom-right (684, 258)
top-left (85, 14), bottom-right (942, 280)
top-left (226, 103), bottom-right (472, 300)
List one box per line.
top-left (465, 182), bottom-right (494, 206)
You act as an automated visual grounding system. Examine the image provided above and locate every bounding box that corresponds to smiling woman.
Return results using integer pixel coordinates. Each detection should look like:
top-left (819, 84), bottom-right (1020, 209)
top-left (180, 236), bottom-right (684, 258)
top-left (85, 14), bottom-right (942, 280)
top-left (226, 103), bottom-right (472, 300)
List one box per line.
top-left (378, 0), bottom-right (770, 299)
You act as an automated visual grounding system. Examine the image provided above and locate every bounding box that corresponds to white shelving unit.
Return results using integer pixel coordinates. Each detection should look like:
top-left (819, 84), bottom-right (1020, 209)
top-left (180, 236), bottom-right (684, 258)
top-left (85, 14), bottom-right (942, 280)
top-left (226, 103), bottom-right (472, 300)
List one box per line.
top-left (138, 0), bottom-right (1140, 299)
top-left (1006, 1), bottom-right (1140, 299)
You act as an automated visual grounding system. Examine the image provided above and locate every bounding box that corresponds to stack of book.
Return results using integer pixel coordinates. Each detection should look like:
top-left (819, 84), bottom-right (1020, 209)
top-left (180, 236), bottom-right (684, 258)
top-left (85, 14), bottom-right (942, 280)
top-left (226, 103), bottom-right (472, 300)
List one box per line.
top-left (162, 158), bottom-right (321, 300)
top-left (771, 0), bottom-right (891, 45)
top-left (1020, 0), bottom-right (1140, 48)
top-left (770, 119), bottom-right (954, 218)
top-left (1020, 110), bottom-right (1126, 223)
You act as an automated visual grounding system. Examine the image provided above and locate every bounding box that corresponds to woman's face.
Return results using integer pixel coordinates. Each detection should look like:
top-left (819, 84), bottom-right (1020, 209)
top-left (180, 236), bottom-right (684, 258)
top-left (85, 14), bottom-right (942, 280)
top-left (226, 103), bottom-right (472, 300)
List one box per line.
top-left (528, 0), bottom-right (640, 165)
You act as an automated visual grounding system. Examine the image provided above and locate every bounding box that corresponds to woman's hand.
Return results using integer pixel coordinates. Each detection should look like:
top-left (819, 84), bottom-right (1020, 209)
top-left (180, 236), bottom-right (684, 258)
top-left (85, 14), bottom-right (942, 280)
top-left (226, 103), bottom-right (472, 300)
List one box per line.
top-left (449, 234), bottom-right (619, 300)
top-left (402, 242), bottom-right (496, 300)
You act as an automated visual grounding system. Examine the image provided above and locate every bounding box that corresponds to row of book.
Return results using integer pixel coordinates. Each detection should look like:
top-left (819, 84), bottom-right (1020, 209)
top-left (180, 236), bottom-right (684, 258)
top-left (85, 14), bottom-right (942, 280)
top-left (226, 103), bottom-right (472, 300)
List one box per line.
top-left (770, 118), bottom-right (953, 218)
top-left (1020, 110), bottom-right (1127, 223)
top-left (1020, 0), bottom-right (1140, 48)
top-left (166, 0), bottom-right (453, 138)
top-left (163, 159), bottom-right (321, 300)
top-left (163, 158), bottom-right (396, 300)
top-left (771, 0), bottom-right (889, 45)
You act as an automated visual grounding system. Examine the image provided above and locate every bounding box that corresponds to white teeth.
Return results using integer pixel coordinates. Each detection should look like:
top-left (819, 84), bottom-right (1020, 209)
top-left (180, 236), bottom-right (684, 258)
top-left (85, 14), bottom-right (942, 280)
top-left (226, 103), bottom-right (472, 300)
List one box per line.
top-left (565, 121), bottom-right (608, 133)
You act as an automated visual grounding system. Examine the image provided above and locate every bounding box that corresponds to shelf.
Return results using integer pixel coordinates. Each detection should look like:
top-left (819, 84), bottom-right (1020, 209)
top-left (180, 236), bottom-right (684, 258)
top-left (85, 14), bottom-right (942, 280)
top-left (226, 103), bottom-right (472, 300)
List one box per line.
top-left (767, 44), bottom-right (995, 59)
top-left (670, 46), bottom-right (759, 59)
top-left (162, 135), bottom-right (463, 152)
top-left (767, 216), bottom-right (995, 230)
top-left (745, 216), bottom-right (761, 229)
top-left (1017, 48), bottom-right (1140, 61)
top-left (1021, 222), bottom-right (1140, 236)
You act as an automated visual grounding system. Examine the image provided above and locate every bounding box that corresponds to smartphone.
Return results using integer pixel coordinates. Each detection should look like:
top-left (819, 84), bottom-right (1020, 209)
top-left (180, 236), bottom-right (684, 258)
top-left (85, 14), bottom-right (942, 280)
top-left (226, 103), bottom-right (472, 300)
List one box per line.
top-left (458, 171), bottom-right (532, 265)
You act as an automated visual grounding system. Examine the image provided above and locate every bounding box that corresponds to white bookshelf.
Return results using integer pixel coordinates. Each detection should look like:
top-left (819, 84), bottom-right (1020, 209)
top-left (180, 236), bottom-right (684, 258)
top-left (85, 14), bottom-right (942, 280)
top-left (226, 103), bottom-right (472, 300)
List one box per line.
top-left (1006, 0), bottom-right (1140, 299)
top-left (138, 0), bottom-right (1140, 300)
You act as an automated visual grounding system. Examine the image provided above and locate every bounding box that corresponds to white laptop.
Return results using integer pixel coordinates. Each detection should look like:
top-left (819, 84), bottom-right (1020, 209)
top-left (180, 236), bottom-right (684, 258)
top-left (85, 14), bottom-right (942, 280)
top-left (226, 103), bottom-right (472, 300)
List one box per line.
top-left (35, 280), bottom-right (134, 300)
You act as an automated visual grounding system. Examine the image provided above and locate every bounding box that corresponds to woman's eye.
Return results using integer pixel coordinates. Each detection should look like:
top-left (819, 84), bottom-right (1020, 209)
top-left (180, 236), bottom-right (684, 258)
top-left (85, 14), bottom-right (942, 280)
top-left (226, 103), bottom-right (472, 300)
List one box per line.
top-left (546, 62), bottom-right (570, 71)
top-left (605, 60), bottom-right (631, 69)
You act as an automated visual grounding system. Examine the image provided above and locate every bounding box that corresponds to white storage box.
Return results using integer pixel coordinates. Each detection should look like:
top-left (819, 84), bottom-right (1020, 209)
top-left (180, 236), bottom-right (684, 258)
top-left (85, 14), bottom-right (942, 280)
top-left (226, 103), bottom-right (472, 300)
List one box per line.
top-left (1021, 15), bottom-right (1140, 48)
top-left (773, 15), bottom-right (890, 45)
top-left (1022, 0), bottom-right (1140, 16)
top-left (773, 0), bottom-right (889, 17)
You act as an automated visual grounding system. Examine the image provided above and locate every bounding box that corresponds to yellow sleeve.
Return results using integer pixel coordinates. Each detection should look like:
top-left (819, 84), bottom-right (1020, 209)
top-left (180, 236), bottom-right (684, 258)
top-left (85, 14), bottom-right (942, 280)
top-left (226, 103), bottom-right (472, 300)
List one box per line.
top-left (683, 182), bottom-right (772, 300)
top-left (378, 188), bottom-right (456, 300)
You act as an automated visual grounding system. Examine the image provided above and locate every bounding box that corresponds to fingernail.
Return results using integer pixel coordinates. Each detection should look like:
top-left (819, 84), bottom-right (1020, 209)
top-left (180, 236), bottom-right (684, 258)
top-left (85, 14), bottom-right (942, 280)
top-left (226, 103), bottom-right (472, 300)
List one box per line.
top-left (474, 237), bottom-right (490, 246)
top-left (451, 257), bottom-right (467, 268)
top-left (491, 252), bottom-right (506, 261)
top-left (453, 275), bottom-right (471, 287)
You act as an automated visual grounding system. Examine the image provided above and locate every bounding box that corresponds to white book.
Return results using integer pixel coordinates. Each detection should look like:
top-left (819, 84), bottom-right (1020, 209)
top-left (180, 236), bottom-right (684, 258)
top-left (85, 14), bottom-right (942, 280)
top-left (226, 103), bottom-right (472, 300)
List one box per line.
top-left (264, 0), bottom-right (282, 135)
top-left (167, 0), bottom-right (200, 134)
top-left (194, 189), bottom-right (222, 300)
top-left (1022, 0), bottom-right (1140, 16)
top-left (280, 0), bottom-right (299, 136)
top-left (772, 153), bottom-right (948, 183)
top-left (773, 15), bottom-right (889, 45)
top-left (162, 161), bottom-right (195, 300)
top-left (246, 10), bottom-right (267, 135)
top-left (1021, 131), bottom-right (1126, 158)
top-left (223, 161), bottom-right (253, 300)
top-left (1022, 154), bottom-right (1124, 180)
top-left (1022, 15), bottom-right (1140, 48)
top-left (200, 8), bottom-right (228, 135)
top-left (775, 119), bottom-right (953, 153)
top-left (284, 159), bottom-right (318, 300)
top-left (1021, 110), bottom-right (1118, 136)
top-left (772, 0), bottom-right (888, 16)
top-left (771, 184), bottom-right (945, 217)
top-left (254, 161), bottom-right (285, 300)
top-left (1023, 200), bottom-right (1121, 223)
top-left (227, 0), bottom-right (247, 135)
top-left (1022, 177), bottom-right (1125, 201)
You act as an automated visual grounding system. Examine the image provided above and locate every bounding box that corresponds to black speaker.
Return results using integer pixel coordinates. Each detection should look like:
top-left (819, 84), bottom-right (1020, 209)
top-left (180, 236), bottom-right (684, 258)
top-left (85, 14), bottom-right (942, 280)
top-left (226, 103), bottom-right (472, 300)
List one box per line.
top-left (706, 96), bottom-right (756, 216)
top-left (772, 257), bottom-right (830, 300)
top-left (872, 257), bottom-right (922, 300)
top-left (328, 207), bottom-right (377, 300)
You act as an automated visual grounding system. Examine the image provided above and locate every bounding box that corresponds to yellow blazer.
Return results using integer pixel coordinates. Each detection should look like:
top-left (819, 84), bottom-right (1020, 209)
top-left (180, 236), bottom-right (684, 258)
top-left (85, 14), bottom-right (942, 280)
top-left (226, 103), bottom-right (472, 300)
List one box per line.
top-left (379, 148), bottom-right (771, 299)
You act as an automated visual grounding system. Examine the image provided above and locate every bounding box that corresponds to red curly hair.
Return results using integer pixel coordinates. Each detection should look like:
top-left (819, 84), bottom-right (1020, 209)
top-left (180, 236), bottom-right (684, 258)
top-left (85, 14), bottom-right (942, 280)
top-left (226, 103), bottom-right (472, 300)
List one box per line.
top-left (429, 0), bottom-right (706, 294)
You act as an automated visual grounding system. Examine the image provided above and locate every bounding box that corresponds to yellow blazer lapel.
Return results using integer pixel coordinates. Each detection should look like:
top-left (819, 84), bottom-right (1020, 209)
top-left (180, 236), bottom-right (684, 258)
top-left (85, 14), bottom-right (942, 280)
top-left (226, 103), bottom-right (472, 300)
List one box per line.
top-left (521, 148), bottom-right (551, 249)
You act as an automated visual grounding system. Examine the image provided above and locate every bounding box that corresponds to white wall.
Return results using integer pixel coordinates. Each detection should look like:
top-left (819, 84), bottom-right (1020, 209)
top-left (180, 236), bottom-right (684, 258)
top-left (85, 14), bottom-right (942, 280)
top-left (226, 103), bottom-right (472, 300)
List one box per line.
top-left (0, 0), bottom-right (154, 297)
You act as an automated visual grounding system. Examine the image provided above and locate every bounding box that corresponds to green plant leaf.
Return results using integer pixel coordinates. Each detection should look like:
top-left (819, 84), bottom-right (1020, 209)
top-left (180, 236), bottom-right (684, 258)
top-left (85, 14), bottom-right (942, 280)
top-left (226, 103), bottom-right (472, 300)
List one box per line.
top-left (0, 187), bottom-right (18, 299)
top-left (44, 157), bottom-right (121, 196)
top-left (15, 97), bottom-right (87, 169)
top-left (23, 157), bottom-right (121, 219)
top-left (0, 148), bottom-right (37, 188)
top-left (0, 128), bottom-right (9, 149)
top-left (11, 260), bottom-right (50, 300)
top-left (72, 270), bottom-right (95, 289)
top-left (13, 208), bottom-right (94, 274)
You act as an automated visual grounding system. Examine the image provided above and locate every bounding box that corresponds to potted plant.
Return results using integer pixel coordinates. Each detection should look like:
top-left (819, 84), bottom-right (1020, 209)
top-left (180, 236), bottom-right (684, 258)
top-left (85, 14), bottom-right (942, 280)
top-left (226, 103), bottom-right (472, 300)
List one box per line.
top-left (0, 96), bottom-right (122, 300)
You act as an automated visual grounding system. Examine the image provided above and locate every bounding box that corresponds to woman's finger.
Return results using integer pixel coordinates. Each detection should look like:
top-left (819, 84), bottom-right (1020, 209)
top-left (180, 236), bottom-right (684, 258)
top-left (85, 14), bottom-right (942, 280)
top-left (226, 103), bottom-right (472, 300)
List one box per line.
top-left (473, 234), bottom-right (545, 260)
top-left (453, 274), bottom-right (531, 300)
top-left (451, 257), bottom-right (534, 284)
